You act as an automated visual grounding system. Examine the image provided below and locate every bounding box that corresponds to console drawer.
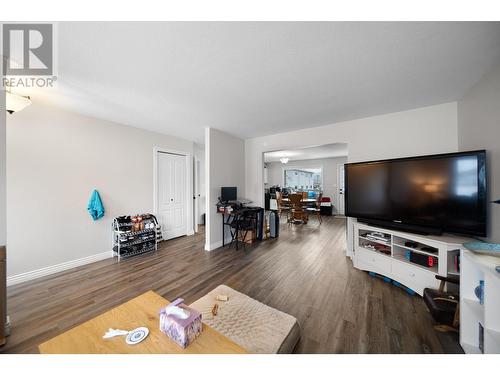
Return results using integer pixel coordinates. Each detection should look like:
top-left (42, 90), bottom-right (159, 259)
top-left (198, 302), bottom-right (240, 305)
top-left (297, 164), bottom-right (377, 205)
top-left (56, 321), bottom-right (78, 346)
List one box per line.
top-left (355, 247), bottom-right (391, 275)
top-left (391, 259), bottom-right (439, 295)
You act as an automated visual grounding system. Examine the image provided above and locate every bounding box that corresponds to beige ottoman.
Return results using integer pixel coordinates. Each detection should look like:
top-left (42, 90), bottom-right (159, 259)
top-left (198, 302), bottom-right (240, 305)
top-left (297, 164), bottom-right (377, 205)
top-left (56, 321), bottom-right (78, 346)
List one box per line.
top-left (190, 285), bottom-right (300, 354)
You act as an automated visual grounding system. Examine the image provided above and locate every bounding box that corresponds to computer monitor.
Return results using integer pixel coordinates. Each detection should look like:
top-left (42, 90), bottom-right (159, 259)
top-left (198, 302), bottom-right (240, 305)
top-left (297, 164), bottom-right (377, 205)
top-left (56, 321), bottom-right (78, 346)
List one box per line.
top-left (221, 187), bottom-right (237, 202)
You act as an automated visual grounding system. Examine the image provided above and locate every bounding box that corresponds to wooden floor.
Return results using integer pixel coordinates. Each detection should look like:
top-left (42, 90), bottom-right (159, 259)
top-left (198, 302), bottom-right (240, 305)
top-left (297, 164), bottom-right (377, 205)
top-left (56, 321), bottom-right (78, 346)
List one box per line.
top-left (1, 216), bottom-right (462, 354)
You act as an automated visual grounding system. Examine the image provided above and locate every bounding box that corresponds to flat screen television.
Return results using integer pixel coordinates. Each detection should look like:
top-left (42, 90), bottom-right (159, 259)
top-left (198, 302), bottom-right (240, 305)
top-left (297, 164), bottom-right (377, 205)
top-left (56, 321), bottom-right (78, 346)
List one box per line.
top-left (345, 150), bottom-right (487, 236)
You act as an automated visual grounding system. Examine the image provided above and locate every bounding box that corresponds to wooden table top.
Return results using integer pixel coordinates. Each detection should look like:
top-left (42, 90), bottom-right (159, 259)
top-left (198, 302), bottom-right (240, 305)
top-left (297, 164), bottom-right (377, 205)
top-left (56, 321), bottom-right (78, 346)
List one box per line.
top-left (38, 291), bottom-right (247, 354)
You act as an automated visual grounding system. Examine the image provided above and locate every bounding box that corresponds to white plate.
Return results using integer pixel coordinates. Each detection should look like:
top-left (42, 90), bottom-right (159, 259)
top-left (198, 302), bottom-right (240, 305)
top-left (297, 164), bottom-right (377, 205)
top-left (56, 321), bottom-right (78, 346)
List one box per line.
top-left (125, 327), bottom-right (149, 345)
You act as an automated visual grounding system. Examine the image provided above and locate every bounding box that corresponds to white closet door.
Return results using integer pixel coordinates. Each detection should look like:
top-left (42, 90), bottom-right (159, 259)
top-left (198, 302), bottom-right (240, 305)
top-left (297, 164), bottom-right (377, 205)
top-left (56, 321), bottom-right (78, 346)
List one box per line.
top-left (158, 152), bottom-right (187, 240)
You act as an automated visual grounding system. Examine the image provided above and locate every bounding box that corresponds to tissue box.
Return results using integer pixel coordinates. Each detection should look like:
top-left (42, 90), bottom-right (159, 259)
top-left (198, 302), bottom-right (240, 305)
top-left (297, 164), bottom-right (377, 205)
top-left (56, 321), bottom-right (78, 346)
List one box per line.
top-left (159, 298), bottom-right (203, 348)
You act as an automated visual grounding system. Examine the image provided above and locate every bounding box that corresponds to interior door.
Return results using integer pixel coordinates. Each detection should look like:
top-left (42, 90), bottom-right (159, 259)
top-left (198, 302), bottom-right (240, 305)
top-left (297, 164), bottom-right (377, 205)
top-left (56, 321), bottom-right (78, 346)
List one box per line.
top-left (337, 164), bottom-right (345, 215)
top-left (158, 152), bottom-right (187, 240)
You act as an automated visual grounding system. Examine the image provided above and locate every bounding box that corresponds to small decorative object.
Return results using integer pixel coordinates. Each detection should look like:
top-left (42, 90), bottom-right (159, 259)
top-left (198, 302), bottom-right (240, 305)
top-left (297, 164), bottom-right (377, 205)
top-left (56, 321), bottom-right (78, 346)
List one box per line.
top-left (474, 280), bottom-right (485, 305)
top-left (125, 327), bottom-right (149, 345)
top-left (103, 328), bottom-right (129, 339)
top-left (211, 303), bottom-right (219, 316)
top-left (159, 298), bottom-right (202, 348)
top-left (216, 295), bottom-right (228, 302)
top-left (463, 242), bottom-right (500, 258)
top-left (102, 327), bottom-right (149, 345)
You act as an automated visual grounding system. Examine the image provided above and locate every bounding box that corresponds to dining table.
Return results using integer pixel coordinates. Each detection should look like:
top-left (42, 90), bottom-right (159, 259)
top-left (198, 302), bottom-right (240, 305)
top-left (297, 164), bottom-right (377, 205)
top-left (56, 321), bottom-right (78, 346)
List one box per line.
top-left (281, 197), bottom-right (318, 224)
top-left (281, 197), bottom-right (317, 203)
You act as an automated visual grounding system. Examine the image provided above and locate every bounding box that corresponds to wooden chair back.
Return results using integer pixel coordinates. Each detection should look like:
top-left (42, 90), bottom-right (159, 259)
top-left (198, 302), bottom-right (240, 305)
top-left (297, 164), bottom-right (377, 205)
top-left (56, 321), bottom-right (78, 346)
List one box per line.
top-left (288, 193), bottom-right (303, 211)
top-left (276, 191), bottom-right (282, 205)
top-left (316, 193), bottom-right (323, 209)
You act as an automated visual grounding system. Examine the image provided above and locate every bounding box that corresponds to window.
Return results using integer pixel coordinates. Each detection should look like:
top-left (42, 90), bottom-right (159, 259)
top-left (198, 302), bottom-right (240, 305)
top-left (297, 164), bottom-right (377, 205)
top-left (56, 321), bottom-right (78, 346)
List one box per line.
top-left (284, 168), bottom-right (322, 191)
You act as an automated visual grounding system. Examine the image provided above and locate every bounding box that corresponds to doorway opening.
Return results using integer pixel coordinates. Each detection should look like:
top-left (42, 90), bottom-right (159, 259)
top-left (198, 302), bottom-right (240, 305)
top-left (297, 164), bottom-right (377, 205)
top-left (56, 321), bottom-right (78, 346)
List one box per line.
top-left (263, 143), bottom-right (348, 217)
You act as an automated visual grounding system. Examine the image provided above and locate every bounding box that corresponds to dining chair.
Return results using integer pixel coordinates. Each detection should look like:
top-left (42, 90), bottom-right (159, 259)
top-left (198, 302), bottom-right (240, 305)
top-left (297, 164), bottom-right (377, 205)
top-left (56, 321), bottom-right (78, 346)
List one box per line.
top-left (276, 191), bottom-right (291, 220)
top-left (288, 193), bottom-right (307, 224)
top-left (306, 192), bottom-right (323, 224)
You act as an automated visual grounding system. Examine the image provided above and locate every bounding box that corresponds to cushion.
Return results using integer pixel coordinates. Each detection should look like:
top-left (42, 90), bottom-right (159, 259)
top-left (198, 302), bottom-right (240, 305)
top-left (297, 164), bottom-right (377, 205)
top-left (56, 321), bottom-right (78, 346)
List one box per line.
top-left (190, 285), bottom-right (300, 354)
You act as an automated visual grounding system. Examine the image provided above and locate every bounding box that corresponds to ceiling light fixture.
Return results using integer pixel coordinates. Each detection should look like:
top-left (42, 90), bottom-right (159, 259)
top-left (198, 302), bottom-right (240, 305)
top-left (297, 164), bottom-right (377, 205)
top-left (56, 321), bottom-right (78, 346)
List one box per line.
top-left (280, 157), bottom-right (289, 164)
top-left (6, 91), bottom-right (32, 114)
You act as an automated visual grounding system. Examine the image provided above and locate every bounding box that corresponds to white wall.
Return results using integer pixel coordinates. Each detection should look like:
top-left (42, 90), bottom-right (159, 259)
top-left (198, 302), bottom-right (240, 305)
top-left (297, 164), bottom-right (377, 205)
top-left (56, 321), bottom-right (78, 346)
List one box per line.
top-left (194, 143), bottom-right (206, 224)
top-left (246, 103), bottom-right (458, 207)
top-left (458, 62), bottom-right (500, 243)
top-left (0, 90), bottom-right (5, 247)
top-left (205, 128), bottom-right (245, 251)
top-left (265, 156), bottom-right (347, 213)
top-left (7, 103), bottom-right (195, 281)
top-left (246, 103), bottom-right (459, 256)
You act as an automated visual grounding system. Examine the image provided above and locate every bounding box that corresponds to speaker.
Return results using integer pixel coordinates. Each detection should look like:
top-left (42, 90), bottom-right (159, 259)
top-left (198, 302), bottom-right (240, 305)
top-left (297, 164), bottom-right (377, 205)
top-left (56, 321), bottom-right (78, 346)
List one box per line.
top-left (269, 211), bottom-right (279, 238)
top-left (256, 208), bottom-right (265, 240)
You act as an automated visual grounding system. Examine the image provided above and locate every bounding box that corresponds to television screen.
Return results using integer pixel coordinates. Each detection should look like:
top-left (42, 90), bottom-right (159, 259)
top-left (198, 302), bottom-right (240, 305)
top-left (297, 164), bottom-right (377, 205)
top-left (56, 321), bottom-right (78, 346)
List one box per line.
top-left (345, 150), bottom-right (487, 236)
top-left (221, 187), bottom-right (237, 202)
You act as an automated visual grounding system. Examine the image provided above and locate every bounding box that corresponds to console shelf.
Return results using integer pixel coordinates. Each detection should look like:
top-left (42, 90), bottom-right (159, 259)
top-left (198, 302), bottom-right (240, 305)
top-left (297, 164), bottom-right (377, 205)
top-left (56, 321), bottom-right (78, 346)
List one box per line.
top-left (392, 254), bottom-right (439, 274)
top-left (392, 243), bottom-right (438, 258)
top-left (460, 249), bottom-right (500, 354)
top-left (353, 221), bottom-right (470, 296)
top-left (359, 235), bottom-right (392, 248)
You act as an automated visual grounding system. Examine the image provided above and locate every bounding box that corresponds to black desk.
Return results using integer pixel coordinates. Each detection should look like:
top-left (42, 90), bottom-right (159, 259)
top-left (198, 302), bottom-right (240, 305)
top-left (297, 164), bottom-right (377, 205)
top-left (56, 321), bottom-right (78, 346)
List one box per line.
top-left (218, 207), bottom-right (262, 250)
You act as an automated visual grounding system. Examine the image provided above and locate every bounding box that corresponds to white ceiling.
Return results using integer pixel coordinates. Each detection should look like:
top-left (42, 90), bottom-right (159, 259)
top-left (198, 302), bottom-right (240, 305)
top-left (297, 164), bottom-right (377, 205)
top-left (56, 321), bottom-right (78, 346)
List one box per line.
top-left (13, 22), bottom-right (500, 143)
top-left (264, 143), bottom-right (348, 162)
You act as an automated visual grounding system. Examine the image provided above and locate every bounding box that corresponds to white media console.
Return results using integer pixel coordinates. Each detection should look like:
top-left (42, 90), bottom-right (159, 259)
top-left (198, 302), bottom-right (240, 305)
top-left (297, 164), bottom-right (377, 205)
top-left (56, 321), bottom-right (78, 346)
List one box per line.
top-left (352, 221), bottom-right (470, 296)
top-left (353, 221), bottom-right (500, 354)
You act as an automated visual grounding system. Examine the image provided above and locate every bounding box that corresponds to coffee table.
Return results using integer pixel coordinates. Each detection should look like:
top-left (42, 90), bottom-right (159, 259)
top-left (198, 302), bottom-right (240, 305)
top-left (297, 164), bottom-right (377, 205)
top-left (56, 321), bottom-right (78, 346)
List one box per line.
top-left (38, 291), bottom-right (247, 354)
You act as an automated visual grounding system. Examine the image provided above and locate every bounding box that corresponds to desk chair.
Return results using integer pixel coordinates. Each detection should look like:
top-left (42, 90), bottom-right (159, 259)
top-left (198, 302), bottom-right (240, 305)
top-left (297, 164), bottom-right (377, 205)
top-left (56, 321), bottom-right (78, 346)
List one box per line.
top-left (306, 193), bottom-right (322, 224)
top-left (423, 274), bottom-right (460, 332)
top-left (229, 210), bottom-right (256, 250)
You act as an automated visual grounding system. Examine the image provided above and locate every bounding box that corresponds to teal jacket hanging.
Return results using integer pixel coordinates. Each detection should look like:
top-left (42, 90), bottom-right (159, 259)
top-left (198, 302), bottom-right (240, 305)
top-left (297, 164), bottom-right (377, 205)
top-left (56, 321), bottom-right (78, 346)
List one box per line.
top-left (87, 189), bottom-right (105, 220)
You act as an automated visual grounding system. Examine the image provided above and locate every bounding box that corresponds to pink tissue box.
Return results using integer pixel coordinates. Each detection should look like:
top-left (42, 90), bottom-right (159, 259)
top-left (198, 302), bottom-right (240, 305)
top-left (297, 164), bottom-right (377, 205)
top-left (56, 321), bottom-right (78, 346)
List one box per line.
top-left (159, 298), bottom-right (203, 348)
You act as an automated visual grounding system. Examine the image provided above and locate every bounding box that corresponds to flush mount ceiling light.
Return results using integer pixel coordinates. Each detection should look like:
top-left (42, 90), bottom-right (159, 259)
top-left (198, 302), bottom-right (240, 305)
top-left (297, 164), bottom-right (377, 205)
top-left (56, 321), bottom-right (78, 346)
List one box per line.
top-left (280, 157), bottom-right (289, 164)
top-left (6, 91), bottom-right (32, 114)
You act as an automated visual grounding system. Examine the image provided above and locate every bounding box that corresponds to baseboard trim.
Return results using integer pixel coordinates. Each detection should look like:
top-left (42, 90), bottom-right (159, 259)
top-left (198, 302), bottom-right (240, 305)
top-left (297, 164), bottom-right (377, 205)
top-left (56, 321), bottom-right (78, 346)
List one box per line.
top-left (205, 240), bottom-right (223, 251)
top-left (7, 251), bottom-right (113, 287)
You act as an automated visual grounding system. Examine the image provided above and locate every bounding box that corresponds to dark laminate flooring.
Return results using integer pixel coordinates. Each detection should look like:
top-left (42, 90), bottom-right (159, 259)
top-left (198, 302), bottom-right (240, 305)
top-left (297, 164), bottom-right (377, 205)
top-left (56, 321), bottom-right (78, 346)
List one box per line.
top-left (1, 216), bottom-right (462, 354)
